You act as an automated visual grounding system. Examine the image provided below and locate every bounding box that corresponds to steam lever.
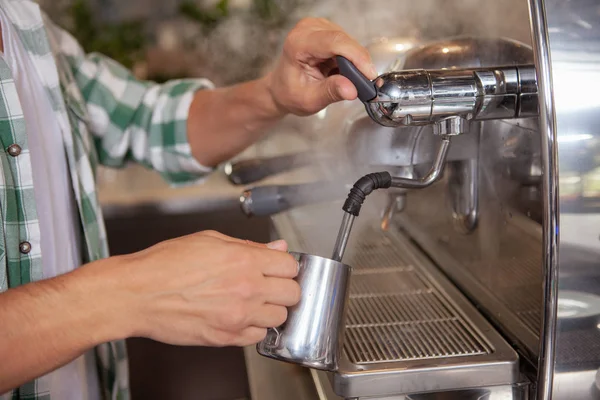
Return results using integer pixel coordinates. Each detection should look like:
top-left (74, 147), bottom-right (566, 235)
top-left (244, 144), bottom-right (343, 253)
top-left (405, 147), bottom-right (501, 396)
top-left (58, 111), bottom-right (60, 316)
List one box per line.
top-left (335, 56), bottom-right (377, 103)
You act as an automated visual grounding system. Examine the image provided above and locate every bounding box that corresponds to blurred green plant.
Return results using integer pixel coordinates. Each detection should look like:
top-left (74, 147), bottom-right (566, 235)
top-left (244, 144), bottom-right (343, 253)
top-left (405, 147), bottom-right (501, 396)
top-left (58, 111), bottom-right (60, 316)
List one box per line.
top-left (253, 0), bottom-right (287, 26)
top-left (68, 0), bottom-right (146, 69)
top-left (179, 0), bottom-right (293, 30)
top-left (179, 0), bottom-right (229, 33)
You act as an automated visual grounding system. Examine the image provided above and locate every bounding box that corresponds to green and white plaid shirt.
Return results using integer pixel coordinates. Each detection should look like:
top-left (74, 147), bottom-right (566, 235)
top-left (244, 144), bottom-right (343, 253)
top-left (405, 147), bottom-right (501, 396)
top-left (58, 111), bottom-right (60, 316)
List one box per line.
top-left (0, 1), bottom-right (214, 398)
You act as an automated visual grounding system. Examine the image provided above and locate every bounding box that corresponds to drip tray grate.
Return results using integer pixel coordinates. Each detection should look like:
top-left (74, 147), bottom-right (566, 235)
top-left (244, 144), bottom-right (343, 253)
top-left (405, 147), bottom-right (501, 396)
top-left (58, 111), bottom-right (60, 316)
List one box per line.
top-left (271, 202), bottom-right (519, 398)
top-left (345, 266), bottom-right (491, 363)
top-left (346, 320), bottom-right (489, 363)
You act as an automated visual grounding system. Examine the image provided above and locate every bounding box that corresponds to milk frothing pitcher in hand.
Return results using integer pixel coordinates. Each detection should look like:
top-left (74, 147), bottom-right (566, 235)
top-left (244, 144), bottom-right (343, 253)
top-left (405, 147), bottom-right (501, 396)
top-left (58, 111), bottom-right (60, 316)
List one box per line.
top-left (256, 252), bottom-right (352, 371)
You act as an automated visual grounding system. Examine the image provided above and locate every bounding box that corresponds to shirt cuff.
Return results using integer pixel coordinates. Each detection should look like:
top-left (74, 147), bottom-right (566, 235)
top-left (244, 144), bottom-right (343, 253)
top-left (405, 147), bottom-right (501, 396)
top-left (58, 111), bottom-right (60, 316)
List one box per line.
top-left (156, 77), bottom-right (218, 187)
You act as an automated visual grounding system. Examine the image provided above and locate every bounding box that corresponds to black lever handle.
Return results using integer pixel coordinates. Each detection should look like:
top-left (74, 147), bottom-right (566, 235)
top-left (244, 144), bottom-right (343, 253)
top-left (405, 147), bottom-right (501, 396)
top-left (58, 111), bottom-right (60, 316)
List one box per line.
top-left (224, 152), bottom-right (314, 186)
top-left (239, 181), bottom-right (347, 217)
top-left (335, 56), bottom-right (377, 103)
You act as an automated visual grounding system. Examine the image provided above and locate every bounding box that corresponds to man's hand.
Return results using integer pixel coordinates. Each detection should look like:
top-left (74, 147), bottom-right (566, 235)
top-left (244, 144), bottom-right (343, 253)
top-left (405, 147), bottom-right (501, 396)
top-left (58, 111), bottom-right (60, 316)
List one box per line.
top-left (187, 17), bottom-right (374, 167)
top-left (266, 18), bottom-right (377, 116)
top-left (0, 231), bottom-right (300, 393)
top-left (95, 231), bottom-right (300, 347)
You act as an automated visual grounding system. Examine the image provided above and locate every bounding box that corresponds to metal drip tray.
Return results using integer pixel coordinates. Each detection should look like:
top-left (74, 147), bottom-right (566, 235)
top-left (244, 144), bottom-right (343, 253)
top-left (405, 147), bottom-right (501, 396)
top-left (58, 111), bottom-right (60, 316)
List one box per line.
top-left (271, 202), bottom-right (519, 398)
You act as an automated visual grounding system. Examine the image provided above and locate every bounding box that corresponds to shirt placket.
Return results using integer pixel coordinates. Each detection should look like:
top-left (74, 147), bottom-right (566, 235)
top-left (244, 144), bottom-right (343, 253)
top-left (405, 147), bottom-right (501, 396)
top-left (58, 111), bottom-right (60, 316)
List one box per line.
top-left (0, 56), bottom-right (43, 288)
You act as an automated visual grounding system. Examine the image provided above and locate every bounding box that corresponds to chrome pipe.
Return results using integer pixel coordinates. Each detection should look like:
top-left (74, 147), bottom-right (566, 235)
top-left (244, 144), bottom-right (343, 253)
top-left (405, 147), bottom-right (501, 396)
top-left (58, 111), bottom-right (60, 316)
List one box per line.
top-left (331, 212), bottom-right (355, 262)
top-left (390, 137), bottom-right (451, 189)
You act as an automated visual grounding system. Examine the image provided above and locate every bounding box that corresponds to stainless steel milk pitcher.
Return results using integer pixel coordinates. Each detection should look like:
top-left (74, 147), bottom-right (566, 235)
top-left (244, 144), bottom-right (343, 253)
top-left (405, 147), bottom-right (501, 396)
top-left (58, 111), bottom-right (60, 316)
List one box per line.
top-left (256, 252), bottom-right (352, 371)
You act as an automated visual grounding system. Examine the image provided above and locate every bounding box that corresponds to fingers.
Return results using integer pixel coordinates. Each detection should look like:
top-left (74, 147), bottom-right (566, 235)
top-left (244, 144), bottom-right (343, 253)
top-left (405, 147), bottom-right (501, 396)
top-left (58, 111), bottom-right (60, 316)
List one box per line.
top-left (244, 250), bottom-right (298, 279)
top-left (209, 234), bottom-right (297, 278)
top-left (266, 240), bottom-right (288, 252)
top-left (212, 236), bottom-right (297, 278)
top-left (199, 231), bottom-right (288, 252)
top-left (249, 304), bottom-right (288, 328)
top-left (200, 230), bottom-right (264, 247)
top-left (235, 327), bottom-right (268, 346)
top-left (197, 230), bottom-right (297, 278)
top-left (262, 277), bottom-right (301, 307)
top-left (292, 25), bottom-right (376, 80)
top-left (254, 249), bottom-right (298, 278)
top-left (319, 57), bottom-right (338, 77)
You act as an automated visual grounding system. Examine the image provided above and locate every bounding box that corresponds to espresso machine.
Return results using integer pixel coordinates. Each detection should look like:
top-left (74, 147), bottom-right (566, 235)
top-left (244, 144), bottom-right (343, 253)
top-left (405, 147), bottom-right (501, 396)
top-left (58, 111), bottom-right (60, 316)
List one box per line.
top-left (233, 0), bottom-right (600, 399)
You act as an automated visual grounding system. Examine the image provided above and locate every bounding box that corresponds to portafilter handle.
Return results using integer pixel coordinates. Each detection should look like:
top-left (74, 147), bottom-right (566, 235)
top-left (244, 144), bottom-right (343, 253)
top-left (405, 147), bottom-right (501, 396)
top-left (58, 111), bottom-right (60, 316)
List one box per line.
top-left (239, 181), bottom-right (347, 217)
top-left (225, 152), bottom-right (315, 186)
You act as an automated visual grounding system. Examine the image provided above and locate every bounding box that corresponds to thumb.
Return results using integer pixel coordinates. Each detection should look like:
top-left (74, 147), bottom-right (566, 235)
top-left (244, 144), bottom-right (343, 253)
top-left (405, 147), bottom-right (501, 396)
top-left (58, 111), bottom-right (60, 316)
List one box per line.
top-left (308, 75), bottom-right (357, 111)
top-left (323, 74), bottom-right (358, 103)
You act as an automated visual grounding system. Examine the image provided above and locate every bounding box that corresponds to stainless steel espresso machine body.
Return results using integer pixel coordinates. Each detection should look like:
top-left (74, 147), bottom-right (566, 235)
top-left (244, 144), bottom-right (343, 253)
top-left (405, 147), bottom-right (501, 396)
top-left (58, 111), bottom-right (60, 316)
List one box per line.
top-left (239, 1), bottom-right (600, 399)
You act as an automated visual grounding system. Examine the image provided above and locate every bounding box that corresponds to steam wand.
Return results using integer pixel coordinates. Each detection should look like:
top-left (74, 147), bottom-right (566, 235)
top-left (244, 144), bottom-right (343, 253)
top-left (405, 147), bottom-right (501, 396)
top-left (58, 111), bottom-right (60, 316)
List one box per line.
top-left (331, 137), bottom-right (452, 262)
top-left (331, 213), bottom-right (355, 262)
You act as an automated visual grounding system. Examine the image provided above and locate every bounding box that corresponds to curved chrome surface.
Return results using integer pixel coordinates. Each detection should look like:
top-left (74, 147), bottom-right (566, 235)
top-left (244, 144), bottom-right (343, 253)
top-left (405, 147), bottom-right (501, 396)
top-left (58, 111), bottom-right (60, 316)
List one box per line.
top-left (365, 37), bottom-right (418, 75)
top-left (528, 2), bottom-right (558, 399)
top-left (364, 37), bottom-right (539, 128)
top-left (256, 252), bottom-right (352, 371)
top-left (365, 64), bottom-right (539, 128)
top-left (401, 37), bottom-right (534, 70)
top-left (528, 0), bottom-right (600, 398)
top-left (449, 159), bottom-right (479, 234)
top-left (390, 137), bottom-right (451, 189)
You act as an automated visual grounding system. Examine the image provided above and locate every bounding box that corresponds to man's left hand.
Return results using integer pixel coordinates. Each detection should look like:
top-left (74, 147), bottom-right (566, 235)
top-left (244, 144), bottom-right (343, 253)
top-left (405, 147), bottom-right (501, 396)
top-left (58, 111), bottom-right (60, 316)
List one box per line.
top-left (265, 18), bottom-right (377, 117)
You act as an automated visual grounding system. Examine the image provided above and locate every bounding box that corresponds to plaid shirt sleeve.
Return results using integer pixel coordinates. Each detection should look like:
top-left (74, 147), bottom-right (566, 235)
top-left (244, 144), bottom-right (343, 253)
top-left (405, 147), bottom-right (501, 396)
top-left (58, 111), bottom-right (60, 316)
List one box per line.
top-left (46, 21), bottom-right (216, 186)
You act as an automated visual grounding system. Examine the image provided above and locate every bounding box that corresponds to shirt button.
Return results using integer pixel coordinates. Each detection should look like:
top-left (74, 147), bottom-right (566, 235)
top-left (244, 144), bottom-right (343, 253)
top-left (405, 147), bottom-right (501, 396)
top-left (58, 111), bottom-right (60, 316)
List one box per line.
top-left (19, 241), bottom-right (32, 254)
top-left (7, 144), bottom-right (22, 157)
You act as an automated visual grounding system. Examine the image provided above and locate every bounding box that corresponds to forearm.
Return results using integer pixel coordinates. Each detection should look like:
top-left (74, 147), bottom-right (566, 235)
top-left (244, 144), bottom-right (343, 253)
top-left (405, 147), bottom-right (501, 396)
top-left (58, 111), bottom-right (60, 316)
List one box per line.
top-left (0, 259), bottom-right (130, 394)
top-left (187, 74), bottom-right (285, 167)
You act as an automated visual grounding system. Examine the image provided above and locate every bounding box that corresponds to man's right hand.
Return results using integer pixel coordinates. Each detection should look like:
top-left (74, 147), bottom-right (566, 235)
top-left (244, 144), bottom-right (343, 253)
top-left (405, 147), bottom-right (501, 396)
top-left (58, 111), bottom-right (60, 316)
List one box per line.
top-left (80, 230), bottom-right (301, 347)
top-left (0, 230), bottom-right (300, 393)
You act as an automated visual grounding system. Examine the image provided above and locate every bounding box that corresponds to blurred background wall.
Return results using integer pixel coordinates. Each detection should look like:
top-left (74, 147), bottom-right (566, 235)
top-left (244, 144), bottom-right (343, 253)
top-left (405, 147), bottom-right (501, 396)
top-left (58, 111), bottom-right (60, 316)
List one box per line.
top-left (37, 0), bottom-right (532, 87)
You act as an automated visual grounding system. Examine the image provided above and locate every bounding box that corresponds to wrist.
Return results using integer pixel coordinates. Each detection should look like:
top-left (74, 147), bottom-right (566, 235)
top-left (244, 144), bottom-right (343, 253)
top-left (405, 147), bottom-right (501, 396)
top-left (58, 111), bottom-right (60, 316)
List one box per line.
top-left (260, 72), bottom-right (289, 120)
top-left (72, 256), bottom-right (140, 342)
